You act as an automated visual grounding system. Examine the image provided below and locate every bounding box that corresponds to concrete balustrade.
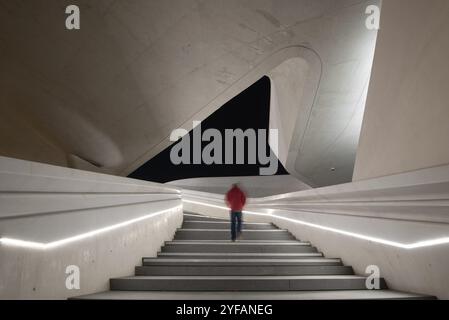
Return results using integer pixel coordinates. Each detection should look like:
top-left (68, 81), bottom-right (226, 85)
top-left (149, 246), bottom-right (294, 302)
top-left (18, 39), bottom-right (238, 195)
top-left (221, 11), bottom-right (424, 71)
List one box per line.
top-left (183, 164), bottom-right (449, 299)
top-left (0, 156), bottom-right (183, 299)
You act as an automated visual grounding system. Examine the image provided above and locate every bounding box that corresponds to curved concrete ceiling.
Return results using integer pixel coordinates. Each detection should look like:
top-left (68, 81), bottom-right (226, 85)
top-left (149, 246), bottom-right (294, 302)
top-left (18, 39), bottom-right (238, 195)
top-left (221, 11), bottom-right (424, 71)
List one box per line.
top-left (0, 0), bottom-right (379, 187)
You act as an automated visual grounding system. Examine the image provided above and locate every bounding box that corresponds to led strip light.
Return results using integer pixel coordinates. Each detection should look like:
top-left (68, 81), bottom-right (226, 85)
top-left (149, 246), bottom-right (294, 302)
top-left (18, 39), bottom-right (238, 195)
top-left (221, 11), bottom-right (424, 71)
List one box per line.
top-left (0, 205), bottom-right (182, 250)
top-left (183, 199), bottom-right (449, 250)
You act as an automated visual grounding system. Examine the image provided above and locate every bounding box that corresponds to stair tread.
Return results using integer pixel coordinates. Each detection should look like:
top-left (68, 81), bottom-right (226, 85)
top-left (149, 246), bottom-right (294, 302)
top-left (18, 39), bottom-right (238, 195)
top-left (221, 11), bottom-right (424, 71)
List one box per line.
top-left (74, 290), bottom-right (434, 300)
top-left (143, 258), bottom-right (341, 263)
top-left (184, 220), bottom-right (272, 225)
top-left (178, 229), bottom-right (288, 232)
top-left (157, 252), bottom-right (322, 256)
top-left (114, 275), bottom-right (366, 280)
top-left (183, 214), bottom-right (227, 220)
top-left (157, 253), bottom-right (325, 259)
top-left (166, 241), bottom-right (309, 245)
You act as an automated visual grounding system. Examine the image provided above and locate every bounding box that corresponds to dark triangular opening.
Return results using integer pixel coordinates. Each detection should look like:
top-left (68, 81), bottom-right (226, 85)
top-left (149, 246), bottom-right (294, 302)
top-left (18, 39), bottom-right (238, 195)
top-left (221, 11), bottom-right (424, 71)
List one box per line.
top-left (128, 76), bottom-right (288, 183)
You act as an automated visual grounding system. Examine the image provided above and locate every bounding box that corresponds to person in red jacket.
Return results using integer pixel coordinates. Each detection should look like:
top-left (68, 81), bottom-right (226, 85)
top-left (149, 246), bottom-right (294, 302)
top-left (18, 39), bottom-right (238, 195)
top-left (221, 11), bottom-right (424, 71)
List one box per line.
top-left (225, 183), bottom-right (247, 241)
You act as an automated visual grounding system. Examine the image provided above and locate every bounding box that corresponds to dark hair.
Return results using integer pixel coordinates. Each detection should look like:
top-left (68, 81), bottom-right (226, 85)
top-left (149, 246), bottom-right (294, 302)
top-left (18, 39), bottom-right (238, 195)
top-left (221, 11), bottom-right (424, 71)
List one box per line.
top-left (232, 182), bottom-right (241, 189)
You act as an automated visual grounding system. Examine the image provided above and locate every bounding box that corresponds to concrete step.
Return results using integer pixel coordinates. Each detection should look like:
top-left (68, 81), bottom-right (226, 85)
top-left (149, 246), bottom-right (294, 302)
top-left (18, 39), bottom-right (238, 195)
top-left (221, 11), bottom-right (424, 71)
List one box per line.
top-left (166, 240), bottom-right (309, 245)
top-left (182, 221), bottom-right (276, 230)
top-left (183, 214), bottom-right (227, 222)
top-left (161, 243), bottom-right (318, 253)
top-left (110, 275), bottom-right (387, 291)
top-left (143, 258), bottom-right (343, 266)
top-left (135, 265), bottom-right (353, 276)
top-left (174, 229), bottom-right (295, 240)
top-left (156, 252), bottom-right (325, 259)
top-left (73, 290), bottom-right (436, 300)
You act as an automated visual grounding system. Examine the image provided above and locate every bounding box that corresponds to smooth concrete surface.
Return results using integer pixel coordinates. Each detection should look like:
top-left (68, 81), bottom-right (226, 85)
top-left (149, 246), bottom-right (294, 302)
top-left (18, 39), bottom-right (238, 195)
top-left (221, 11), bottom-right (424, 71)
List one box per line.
top-left (354, 0), bottom-right (449, 181)
top-left (162, 244), bottom-right (317, 254)
top-left (174, 229), bottom-right (295, 241)
top-left (165, 240), bottom-right (309, 245)
top-left (168, 175), bottom-right (311, 197)
top-left (156, 253), bottom-right (325, 259)
top-left (182, 165), bottom-right (449, 299)
top-left (142, 259), bottom-right (341, 266)
top-left (1, 0), bottom-right (378, 187)
top-left (182, 220), bottom-right (276, 229)
top-left (267, 58), bottom-right (312, 170)
top-left (0, 156), bottom-right (181, 243)
top-left (0, 156), bottom-right (183, 299)
top-left (184, 163), bottom-right (449, 224)
top-left (74, 290), bottom-right (434, 300)
top-left (109, 275), bottom-right (386, 291)
top-left (134, 265), bottom-right (354, 276)
top-left (0, 210), bottom-right (181, 299)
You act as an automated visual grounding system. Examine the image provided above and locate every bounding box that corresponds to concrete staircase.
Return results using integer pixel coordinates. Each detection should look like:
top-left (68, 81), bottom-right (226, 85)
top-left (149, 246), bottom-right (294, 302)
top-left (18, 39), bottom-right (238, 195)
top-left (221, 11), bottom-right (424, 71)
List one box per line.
top-left (76, 213), bottom-right (433, 300)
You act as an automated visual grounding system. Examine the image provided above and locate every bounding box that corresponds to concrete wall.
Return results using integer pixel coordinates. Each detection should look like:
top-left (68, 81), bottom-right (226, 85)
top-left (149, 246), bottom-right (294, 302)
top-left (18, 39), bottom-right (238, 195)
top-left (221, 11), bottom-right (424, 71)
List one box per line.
top-left (0, 156), bottom-right (183, 299)
top-left (354, 0), bottom-right (449, 181)
top-left (267, 56), bottom-right (320, 187)
top-left (183, 164), bottom-right (449, 299)
top-left (168, 175), bottom-right (310, 198)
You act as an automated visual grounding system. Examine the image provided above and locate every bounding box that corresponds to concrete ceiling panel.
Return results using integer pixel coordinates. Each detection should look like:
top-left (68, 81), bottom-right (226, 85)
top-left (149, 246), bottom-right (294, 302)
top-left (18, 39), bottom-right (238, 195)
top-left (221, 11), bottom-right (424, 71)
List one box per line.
top-left (0, 0), bottom-right (379, 187)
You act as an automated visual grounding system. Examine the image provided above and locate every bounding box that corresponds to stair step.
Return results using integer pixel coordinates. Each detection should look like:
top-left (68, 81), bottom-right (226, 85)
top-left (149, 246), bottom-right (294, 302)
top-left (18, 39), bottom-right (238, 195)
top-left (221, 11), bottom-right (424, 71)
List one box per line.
top-left (110, 275), bottom-right (387, 291)
top-left (161, 243), bottom-right (318, 253)
top-left (73, 290), bottom-right (436, 300)
top-left (166, 240), bottom-right (309, 245)
top-left (178, 229), bottom-right (289, 232)
top-left (157, 252), bottom-right (324, 259)
top-left (184, 220), bottom-right (272, 225)
top-left (135, 265), bottom-right (353, 276)
top-left (174, 229), bottom-right (295, 241)
top-left (143, 258), bottom-right (342, 266)
top-left (182, 221), bottom-right (276, 230)
top-left (183, 214), bottom-right (227, 222)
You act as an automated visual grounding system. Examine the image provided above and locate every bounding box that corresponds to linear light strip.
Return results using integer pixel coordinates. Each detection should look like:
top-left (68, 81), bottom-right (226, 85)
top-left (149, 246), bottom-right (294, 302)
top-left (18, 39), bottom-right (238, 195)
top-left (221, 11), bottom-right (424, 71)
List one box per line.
top-left (183, 199), bottom-right (449, 249)
top-left (0, 205), bottom-right (182, 250)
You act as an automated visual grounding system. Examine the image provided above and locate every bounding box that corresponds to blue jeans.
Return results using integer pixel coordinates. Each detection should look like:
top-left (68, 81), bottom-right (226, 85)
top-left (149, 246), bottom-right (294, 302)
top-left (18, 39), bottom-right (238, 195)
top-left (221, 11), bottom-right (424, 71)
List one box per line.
top-left (230, 211), bottom-right (242, 241)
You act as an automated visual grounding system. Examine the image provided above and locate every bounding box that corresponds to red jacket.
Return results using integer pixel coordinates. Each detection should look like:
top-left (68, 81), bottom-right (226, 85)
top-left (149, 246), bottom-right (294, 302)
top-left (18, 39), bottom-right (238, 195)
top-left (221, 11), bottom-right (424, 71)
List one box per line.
top-left (225, 186), bottom-right (246, 212)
